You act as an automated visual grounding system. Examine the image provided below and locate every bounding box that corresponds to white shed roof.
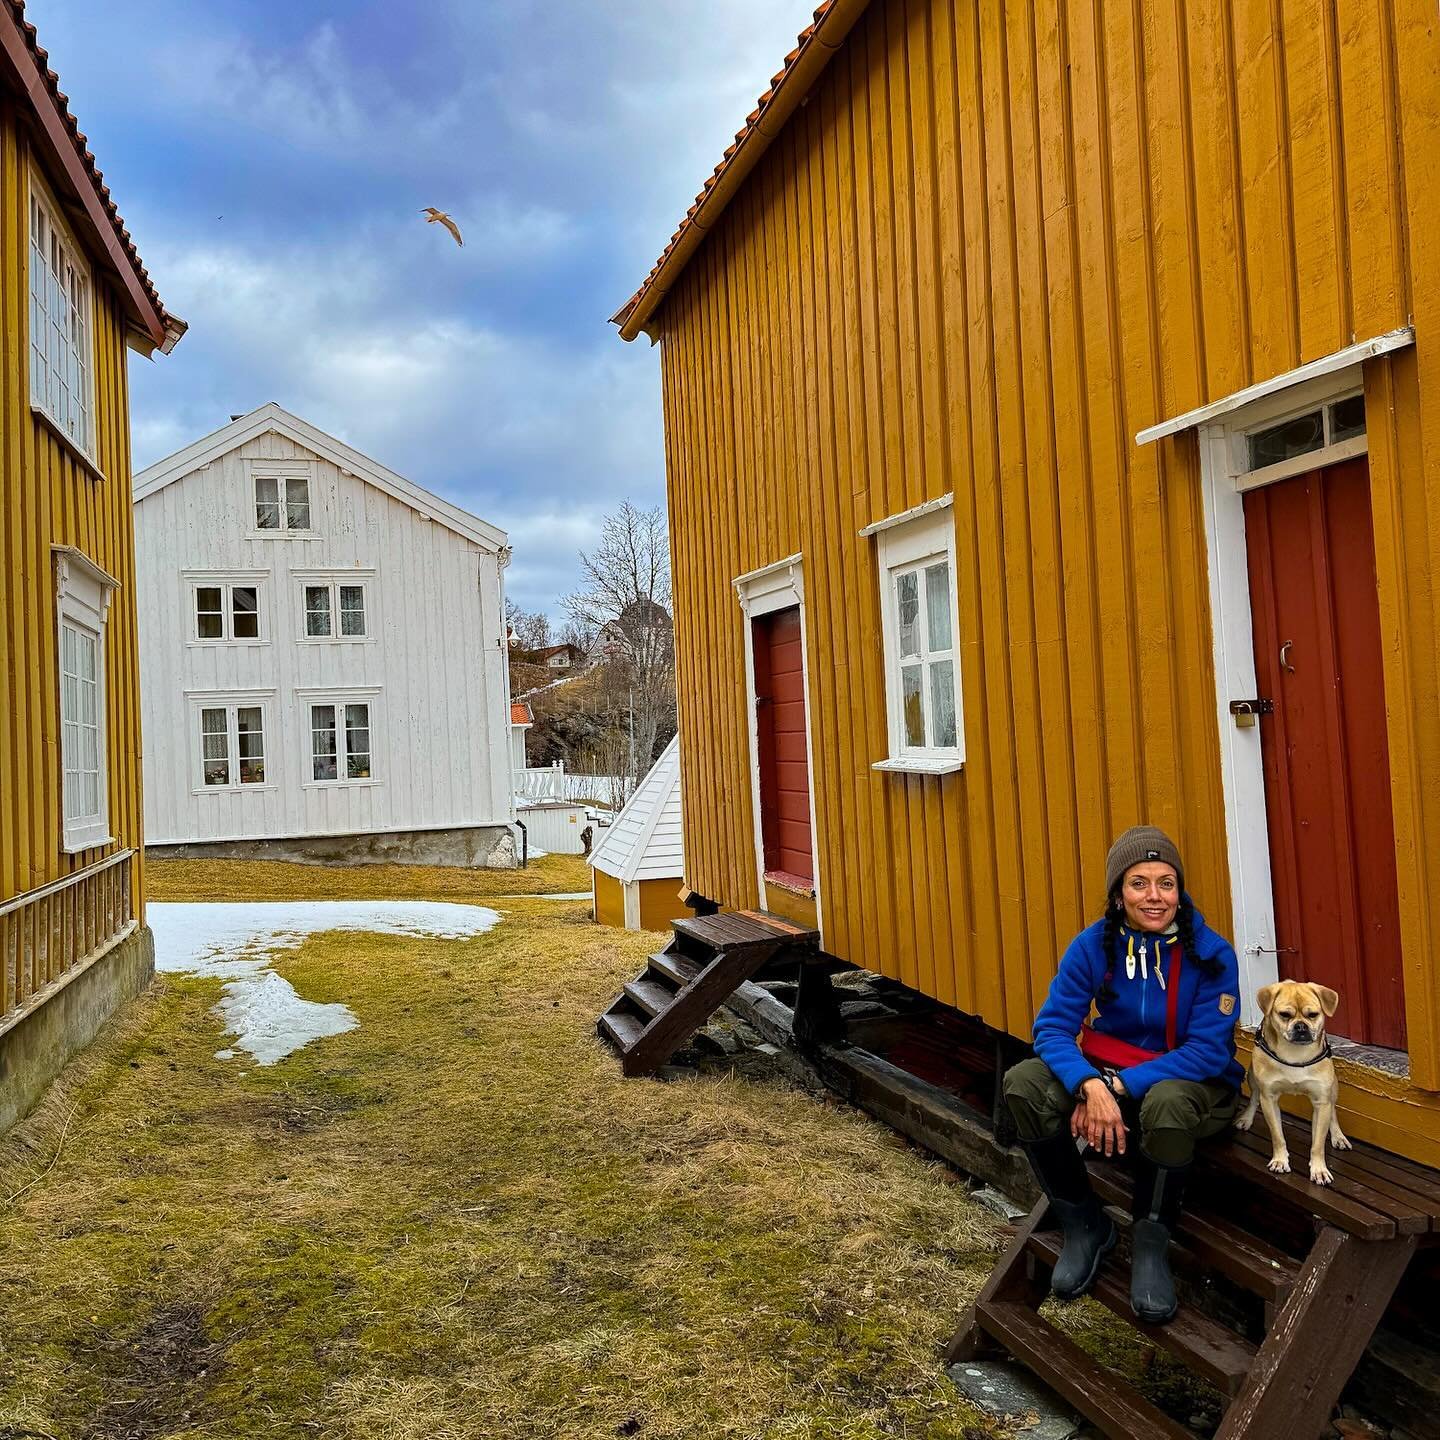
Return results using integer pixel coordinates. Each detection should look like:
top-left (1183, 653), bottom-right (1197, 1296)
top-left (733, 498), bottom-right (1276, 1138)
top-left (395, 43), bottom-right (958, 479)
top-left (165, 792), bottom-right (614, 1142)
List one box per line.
top-left (589, 736), bottom-right (682, 884)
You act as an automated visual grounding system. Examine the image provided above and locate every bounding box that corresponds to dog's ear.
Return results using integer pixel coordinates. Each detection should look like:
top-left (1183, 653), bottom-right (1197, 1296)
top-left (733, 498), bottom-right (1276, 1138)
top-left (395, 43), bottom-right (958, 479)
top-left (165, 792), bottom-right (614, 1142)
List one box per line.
top-left (1311, 984), bottom-right (1340, 1017)
top-left (1256, 983), bottom-right (1279, 1016)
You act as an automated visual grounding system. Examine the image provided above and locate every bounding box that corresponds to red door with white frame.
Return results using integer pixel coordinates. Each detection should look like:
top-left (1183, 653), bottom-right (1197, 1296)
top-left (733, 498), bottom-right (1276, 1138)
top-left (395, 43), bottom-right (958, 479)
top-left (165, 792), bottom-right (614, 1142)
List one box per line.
top-left (752, 606), bottom-right (814, 888)
top-left (1244, 456), bottom-right (1406, 1050)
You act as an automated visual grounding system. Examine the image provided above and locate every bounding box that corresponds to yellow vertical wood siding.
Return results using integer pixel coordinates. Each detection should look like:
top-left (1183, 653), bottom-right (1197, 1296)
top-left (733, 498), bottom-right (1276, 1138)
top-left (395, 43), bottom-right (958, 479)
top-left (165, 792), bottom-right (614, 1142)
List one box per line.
top-left (0, 102), bottom-right (146, 917)
top-left (654, 0), bottom-right (1440, 1102)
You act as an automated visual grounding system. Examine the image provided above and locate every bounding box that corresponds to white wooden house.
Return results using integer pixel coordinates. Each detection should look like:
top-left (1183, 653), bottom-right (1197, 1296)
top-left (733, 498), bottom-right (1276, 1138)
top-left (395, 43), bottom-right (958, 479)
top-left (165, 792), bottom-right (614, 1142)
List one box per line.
top-left (134, 404), bottom-right (518, 867)
top-left (590, 736), bottom-right (684, 930)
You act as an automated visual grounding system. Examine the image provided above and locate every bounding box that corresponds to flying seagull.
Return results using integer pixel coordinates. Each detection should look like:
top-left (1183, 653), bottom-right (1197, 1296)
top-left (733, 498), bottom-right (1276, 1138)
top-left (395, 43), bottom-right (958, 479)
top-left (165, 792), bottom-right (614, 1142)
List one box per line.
top-left (422, 207), bottom-right (464, 247)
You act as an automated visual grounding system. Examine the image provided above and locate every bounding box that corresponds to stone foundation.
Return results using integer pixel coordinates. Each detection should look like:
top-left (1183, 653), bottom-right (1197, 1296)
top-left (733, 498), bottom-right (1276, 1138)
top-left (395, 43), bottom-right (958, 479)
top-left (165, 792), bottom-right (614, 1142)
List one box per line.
top-left (0, 923), bottom-right (155, 1135)
top-left (147, 824), bottom-right (519, 870)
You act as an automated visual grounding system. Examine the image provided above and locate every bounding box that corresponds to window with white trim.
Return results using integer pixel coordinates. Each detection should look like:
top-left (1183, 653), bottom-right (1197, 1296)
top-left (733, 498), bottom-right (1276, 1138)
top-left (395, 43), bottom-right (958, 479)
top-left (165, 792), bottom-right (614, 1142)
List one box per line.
top-left (55, 549), bottom-right (114, 850)
top-left (1229, 385), bottom-right (1367, 492)
top-left (863, 499), bottom-right (965, 773)
top-left (29, 181), bottom-right (94, 459)
top-left (310, 701), bottom-right (373, 781)
top-left (193, 581), bottom-right (262, 642)
top-left (198, 703), bottom-right (268, 788)
top-left (254, 472), bottom-right (311, 531)
top-left (302, 580), bottom-right (367, 638)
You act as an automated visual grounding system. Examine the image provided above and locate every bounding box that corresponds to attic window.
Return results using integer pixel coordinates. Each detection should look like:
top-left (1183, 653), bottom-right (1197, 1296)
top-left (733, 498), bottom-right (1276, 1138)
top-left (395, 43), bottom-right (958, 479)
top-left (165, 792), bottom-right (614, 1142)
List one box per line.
top-left (254, 473), bottom-right (311, 530)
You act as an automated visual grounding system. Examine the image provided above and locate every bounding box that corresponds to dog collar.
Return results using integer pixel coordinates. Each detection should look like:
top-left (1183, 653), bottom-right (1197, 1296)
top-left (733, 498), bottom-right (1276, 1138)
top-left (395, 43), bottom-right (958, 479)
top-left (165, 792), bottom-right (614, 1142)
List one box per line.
top-left (1254, 1031), bottom-right (1332, 1068)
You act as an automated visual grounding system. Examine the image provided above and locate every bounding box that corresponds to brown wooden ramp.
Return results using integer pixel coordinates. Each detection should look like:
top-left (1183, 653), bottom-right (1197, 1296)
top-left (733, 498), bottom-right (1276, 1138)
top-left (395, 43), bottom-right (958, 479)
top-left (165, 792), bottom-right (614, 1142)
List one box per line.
top-left (597, 909), bottom-right (817, 1077)
top-left (948, 1116), bottom-right (1439, 1440)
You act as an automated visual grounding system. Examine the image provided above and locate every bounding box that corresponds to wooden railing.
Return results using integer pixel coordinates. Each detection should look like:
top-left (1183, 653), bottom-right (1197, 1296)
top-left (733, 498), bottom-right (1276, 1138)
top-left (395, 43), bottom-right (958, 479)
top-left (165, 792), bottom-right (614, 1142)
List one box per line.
top-left (0, 849), bottom-right (135, 1029)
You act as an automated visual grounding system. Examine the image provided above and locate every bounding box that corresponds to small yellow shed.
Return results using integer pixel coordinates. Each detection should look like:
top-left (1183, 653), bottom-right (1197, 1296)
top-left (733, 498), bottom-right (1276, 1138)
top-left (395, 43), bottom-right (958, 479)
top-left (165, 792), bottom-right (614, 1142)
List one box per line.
top-left (590, 738), bottom-right (686, 932)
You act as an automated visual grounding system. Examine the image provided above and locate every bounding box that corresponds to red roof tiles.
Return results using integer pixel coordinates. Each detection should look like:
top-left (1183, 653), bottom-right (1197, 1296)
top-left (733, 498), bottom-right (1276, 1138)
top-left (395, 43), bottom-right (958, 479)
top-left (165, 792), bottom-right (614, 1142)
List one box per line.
top-left (3, 0), bottom-right (181, 349)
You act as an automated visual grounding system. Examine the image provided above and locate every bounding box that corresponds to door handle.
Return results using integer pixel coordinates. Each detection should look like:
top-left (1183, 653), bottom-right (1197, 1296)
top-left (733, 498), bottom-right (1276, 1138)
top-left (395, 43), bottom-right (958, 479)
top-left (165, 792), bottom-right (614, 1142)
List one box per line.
top-left (1279, 640), bottom-right (1294, 673)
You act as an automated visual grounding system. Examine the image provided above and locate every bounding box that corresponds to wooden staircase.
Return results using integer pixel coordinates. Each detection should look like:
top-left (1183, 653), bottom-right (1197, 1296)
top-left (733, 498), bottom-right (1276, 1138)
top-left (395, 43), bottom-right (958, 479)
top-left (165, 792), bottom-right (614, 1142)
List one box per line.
top-left (598, 909), bottom-right (818, 1077)
top-left (948, 1112), bottom-right (1439, 1439)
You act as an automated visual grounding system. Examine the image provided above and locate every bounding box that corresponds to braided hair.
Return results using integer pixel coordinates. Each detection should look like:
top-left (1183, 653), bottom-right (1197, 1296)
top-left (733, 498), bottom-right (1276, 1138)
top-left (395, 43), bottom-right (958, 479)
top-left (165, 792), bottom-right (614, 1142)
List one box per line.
top-left (1098, 884), bottom-right (1222, 998)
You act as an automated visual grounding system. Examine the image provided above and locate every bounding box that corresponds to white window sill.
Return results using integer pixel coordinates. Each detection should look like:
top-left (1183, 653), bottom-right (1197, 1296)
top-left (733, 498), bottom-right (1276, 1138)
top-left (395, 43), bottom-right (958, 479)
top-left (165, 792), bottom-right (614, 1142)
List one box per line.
top-left (32, 404), bottom-right (106, 482)
top-left (62, 831), bottom-right (116, 855)
top-left (186, 639), bottom-right (271, 649)
top-left (302, 778), bottom-right (383, 790)
top-left (245, 530), bottom-right (314, 541)
top-left (194, 784), bottom-right (276, 797)
top-left (872, 756), bottom-right (965, 776)
top-left (295, 636), bottom-right (372, 645)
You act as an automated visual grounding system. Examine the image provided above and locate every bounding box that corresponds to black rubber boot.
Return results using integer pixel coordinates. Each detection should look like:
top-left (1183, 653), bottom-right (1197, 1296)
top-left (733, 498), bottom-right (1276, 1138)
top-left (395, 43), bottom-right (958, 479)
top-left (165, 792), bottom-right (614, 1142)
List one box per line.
top-left (1129, 1150), bottom-right (1191, 1323)
top-left (1022, 1130), bottom-right (1117, 1300)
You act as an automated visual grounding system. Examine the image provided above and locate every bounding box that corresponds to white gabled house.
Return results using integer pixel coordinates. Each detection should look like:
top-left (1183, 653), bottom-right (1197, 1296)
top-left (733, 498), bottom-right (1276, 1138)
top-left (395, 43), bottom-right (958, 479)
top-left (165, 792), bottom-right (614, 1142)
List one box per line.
top-left (589, 736), bottom-right (685, 930)
top-left (134, 403), bottom-right (518, 867)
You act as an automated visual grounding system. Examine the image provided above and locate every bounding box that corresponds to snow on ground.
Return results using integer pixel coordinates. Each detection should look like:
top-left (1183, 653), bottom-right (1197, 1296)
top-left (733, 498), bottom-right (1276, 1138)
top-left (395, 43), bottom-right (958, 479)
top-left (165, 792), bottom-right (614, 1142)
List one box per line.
top-left (149, 901), bottom-right (502, 1066)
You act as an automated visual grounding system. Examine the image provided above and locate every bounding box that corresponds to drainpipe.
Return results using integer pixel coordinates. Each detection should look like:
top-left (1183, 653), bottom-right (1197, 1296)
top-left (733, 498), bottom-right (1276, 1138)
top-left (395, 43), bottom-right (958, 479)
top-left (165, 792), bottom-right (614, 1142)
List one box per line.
top-left (516, 820), bottom-right (528, 867)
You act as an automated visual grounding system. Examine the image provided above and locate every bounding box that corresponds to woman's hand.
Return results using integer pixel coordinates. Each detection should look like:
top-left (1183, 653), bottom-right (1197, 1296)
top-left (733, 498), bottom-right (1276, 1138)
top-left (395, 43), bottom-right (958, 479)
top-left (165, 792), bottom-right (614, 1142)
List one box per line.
top-left (1076, 1077), bottom-right (1128, 1156)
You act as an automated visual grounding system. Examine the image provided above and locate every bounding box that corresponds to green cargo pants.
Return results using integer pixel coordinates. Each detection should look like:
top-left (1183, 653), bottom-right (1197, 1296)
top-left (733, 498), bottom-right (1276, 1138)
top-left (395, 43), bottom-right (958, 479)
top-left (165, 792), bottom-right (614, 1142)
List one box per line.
top-left (1002, 1056), bottom-right (1239, 1166)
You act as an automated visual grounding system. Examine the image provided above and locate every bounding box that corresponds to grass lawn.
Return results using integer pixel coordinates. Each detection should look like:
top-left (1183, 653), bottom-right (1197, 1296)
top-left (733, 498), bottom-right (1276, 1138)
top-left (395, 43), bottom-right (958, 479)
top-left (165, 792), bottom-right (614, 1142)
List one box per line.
top-left (0, 855), bottom-right (1021, 1440)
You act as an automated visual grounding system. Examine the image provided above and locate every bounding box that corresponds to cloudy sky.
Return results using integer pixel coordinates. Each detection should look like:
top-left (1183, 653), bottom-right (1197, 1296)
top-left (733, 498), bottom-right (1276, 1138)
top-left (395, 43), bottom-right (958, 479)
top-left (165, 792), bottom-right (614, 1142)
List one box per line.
top-left (38, 0), bottom-right (818, 615)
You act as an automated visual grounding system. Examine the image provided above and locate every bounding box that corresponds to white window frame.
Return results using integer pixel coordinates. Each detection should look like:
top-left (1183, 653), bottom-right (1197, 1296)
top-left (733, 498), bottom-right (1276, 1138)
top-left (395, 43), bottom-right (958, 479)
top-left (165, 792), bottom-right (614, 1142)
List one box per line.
top-left (292, 570), bottom-right (375, 643)
top-left (249, 461), bottom-right (315, 536)
top-left (185, 571), bottom-right (269, 645)
top-left (298, 687), bottom-right (381, 787)
top-left (185, 691), bottom-right (276, 794)
top-left (54, 547), bottom-right (115, 852)
top-left (29, 174), bottom-right (96, 463)
top-left (860, 496), bottom-right (965, 774)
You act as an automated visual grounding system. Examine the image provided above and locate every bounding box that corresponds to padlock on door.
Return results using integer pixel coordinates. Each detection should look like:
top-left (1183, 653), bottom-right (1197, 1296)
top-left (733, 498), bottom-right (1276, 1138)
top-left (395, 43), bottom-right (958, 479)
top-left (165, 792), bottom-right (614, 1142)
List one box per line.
top-left (1228, 698), bottom-right (1274, 729)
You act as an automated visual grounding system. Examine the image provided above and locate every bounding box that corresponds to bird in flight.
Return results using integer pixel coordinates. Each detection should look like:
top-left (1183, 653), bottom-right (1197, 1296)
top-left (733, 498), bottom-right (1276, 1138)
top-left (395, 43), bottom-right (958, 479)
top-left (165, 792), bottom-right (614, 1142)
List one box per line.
top-left (422, 207), bottom-right (464, 247)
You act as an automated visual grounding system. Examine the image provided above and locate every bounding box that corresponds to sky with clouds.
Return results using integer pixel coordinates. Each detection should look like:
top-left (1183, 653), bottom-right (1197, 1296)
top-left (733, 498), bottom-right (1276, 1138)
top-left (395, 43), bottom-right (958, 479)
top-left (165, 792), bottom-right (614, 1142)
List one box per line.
top-left (37, 0), bottom-right (818, 616)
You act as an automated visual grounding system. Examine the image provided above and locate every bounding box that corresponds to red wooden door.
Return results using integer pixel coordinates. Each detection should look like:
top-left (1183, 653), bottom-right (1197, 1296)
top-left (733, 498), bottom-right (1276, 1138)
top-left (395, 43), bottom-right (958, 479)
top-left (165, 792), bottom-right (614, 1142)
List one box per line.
top-left (1244, 457), bottom-right (1406, 1049)
top-left (752, 606), bottom-right (813, 885)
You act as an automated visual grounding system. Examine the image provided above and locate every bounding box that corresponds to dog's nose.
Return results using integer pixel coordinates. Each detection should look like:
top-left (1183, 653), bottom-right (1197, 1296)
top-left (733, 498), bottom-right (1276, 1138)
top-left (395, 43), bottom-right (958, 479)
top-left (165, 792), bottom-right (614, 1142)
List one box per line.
top-left (1291, 1024), bottom-right (1311, 1041)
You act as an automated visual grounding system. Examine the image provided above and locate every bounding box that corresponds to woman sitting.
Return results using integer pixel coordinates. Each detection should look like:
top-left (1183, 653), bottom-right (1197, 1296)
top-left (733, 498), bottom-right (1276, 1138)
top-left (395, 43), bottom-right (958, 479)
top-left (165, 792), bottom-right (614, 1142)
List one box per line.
top-left (1002, 826), bottom-right (1244, 1322)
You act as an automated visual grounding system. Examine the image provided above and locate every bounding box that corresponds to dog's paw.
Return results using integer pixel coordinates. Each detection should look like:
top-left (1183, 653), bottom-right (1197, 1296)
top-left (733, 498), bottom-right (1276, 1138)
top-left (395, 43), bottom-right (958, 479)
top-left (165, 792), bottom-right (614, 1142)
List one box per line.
top-left (1331, 1130), bottom-right (1352, 1151)
top-left (1267, 1154), bottom-right (1291, 1175)
top-left (1310, 1162), bottom-right (1334, 1186)
top-left (1233, 1111), bottom-right (1254, 1133)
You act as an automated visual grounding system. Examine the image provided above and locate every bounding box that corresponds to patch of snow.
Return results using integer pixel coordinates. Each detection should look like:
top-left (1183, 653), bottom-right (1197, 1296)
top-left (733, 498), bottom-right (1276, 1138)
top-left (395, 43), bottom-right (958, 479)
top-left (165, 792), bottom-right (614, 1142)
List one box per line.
top-left (150, 901), bottom-right (501, 1067)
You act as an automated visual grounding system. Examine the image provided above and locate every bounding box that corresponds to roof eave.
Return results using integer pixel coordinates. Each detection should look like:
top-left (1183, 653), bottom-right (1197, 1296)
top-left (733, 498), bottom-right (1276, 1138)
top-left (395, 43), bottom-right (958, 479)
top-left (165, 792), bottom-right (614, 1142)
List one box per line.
top-left (613, 0), bottom-right (873, 343)
top-left (0, 3), bottom-right (175, 349)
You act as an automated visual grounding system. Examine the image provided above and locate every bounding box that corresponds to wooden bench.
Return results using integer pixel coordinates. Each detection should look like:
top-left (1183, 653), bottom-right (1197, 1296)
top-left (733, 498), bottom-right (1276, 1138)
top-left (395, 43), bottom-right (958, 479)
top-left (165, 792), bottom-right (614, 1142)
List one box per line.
top-left (948, 1110), bottom-right (1440, 1439)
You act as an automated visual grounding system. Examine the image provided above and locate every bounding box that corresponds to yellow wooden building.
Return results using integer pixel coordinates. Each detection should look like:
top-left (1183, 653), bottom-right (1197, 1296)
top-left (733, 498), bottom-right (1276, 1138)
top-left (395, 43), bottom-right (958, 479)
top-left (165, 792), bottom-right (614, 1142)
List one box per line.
top-left (614, 0), bottom-right (1440, 1165)
top-left (0, 3), bottom-right (183, 1131)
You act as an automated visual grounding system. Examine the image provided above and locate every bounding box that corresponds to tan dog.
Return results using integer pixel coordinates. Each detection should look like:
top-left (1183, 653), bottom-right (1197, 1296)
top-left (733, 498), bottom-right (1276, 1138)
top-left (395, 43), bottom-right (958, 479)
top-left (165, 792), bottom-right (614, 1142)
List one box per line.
top-left (1235, 981), bottom-right (1350, 1185)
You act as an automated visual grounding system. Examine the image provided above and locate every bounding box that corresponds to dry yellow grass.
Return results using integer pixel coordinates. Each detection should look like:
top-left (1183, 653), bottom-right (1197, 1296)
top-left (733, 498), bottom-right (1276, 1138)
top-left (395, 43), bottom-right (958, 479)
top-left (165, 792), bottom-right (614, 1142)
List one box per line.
top-left (0, 860), bottom-right (1014, 1440)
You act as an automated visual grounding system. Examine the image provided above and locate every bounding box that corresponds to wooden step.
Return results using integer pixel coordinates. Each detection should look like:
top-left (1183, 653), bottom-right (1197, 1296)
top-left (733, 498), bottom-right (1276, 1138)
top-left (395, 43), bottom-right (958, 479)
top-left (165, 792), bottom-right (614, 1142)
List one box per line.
top-left (1026, 1229), bottom-right (1257, 1395)
top-left (647, 951), bottom-right (701, 989)
top-left (623, 976), bottom-right (675, 1019)
top-left (597, 1006), bottom-right (645, 1055)
top-left (975, 1299), bottom-right (1193, 1440)
top-left (1087, 1163), bottom-right (1300, 1302)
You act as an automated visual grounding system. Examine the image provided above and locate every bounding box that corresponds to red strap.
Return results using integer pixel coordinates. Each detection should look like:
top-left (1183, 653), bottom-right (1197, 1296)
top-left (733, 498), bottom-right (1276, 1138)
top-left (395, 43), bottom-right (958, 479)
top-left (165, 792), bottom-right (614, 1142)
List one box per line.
top-left (1080, 1023), bottom-right (1160, 1068)
top-left (1165, 939), bottom-right (1183, 1051)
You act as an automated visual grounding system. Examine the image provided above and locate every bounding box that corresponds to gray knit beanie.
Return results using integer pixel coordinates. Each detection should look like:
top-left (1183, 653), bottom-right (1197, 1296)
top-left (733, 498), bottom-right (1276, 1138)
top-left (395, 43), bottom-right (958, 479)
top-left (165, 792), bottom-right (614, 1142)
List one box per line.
top-left (1105, 825), bottom-right (1184, 897)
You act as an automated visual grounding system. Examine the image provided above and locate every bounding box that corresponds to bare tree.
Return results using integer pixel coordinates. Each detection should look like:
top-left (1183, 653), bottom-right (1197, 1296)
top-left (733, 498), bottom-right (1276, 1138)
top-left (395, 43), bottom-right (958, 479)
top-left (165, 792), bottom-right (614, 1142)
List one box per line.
top-left (505, 600), bottom-right (553, 651)
top-left (565, 502), bottom-right (675, 794)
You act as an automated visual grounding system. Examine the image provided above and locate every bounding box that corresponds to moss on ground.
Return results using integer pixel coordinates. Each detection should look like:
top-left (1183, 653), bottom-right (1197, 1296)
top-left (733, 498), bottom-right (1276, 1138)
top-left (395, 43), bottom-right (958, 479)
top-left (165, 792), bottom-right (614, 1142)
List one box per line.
top-left (0, 860), bottom-right (1010, 1440)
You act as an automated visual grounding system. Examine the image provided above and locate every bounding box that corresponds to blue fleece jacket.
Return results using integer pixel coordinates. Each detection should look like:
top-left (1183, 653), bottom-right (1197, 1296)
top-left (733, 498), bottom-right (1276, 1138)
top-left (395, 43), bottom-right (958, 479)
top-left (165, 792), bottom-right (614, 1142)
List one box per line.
top-left (1032, 907), bottom-right (1245, 1102)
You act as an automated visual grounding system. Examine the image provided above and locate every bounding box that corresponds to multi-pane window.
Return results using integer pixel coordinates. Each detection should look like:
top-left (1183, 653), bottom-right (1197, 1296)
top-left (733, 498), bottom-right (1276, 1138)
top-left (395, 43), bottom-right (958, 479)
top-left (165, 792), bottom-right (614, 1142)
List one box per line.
top-left (200, 704), bottom-right (266, 788)
top-left (310, 702), bottom-right (373, 781)
top-left (194, 583), bottom-right (260, 641)
top-left (892, 558), bottom-right (957, 751)
top-left (255, 474), bottom-right (311, 530)
top-left (864, 500), bottom-right (966, 772)
top-left (61, 620), bottom-right (102, 825)
top-left (56, 550), bottom-right (113, 849)
top-left (29, 186), bottom-right (93, 458)
top-left (303, 581), bottom-right (366, 638)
